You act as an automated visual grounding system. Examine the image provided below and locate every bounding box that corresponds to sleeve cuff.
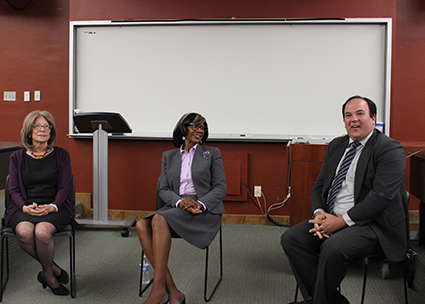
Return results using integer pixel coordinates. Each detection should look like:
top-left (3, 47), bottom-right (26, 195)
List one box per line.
top-left (198, 201), bottom-right (206, 211)
top-left (342, 213), bottom-right (356, 226)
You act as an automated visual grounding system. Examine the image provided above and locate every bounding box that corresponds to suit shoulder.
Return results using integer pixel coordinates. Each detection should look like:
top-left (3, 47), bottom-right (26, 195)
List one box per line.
top-left (11, 148), bottom-right (25, 158)
top-left (373, 131), bottom-right (403, 148)
top-left (326, 136), bottom-right (349, 152)
top-left (163, 148), bottom-right (179, 156)
top-left (54, 146), bottom-right (70, 155)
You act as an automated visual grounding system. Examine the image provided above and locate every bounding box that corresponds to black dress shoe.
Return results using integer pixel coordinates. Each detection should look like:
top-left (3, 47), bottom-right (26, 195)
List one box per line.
top-left (37, 272), bottom-right (69, 296)
top-left (54, 262), bottom-right (69, 284)
top-left (288, 299), bottom-right (313, 304)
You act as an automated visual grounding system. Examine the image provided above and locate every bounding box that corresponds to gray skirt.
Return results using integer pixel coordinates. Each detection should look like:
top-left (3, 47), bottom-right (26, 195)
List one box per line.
top-left (144, 206), bottom-right (221, 249)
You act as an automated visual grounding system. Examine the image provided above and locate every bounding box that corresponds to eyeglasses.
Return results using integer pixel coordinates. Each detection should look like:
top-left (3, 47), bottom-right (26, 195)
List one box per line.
top-left (32, 124), bottom-right (52, 131)
top-left (188, 123), bottom-right (207, 132)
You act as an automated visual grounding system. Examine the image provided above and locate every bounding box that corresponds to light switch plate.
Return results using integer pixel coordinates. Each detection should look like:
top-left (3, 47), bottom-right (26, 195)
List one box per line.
top-left (4, 91), bottom-right (16, 101)
top-left (24, 91), bottom-right (30, 102)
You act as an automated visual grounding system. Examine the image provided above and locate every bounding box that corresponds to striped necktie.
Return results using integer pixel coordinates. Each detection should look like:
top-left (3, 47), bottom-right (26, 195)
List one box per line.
top-left (327, 141), bottom-right (361, 214)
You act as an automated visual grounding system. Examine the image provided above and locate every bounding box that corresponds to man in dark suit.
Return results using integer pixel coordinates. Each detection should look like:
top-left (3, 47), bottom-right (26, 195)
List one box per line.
top-left (281, 96), bottom-right (407, 304)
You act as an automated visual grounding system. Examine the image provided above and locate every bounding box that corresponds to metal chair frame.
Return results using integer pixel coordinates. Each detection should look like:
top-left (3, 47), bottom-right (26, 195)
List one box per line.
top-left (139, 225), bottom-right (223, 302)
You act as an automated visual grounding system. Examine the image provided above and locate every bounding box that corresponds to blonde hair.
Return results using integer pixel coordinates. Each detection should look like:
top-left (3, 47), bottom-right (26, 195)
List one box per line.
top-left (21, 110), bottom-right (57, 151)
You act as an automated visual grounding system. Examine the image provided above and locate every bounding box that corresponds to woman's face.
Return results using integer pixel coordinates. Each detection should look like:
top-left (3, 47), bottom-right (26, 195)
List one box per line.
top-left (185, 122), bottom-right (206, 147)
top-left (31, 116), bottom-right (51, 146)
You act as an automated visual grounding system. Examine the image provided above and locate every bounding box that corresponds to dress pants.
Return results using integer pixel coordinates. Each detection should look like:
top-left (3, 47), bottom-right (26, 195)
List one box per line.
top-left (281, 219), bottom-right (382, 304)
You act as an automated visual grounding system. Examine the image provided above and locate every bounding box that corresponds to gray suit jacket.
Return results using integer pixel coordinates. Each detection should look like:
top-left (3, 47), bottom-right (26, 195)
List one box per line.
top-left (311, 130), bottom-right (407, 262)
top-left (157, 145), bottom-right (227, 214)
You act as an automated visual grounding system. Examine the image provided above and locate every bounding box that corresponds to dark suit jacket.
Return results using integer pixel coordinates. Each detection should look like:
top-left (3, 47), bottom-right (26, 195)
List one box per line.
top-left (157, 145), bottom-right (227, 214)
top-left (311, 130), bottom-right (407, 262)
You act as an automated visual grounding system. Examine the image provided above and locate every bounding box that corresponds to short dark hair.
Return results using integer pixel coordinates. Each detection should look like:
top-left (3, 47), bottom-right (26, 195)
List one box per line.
top-left (172, 113), bottom-right (209, 148)
top-left (342, 95), bottom-right (377, 119)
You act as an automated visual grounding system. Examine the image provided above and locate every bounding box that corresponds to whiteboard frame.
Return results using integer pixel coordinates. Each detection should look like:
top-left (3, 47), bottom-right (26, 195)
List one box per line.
top-left (69, 18), bottom-right (392, 141)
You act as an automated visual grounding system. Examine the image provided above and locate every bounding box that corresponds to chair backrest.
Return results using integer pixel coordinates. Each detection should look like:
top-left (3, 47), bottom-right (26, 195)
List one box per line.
top-left (4, 175), bottom-right (10, 210)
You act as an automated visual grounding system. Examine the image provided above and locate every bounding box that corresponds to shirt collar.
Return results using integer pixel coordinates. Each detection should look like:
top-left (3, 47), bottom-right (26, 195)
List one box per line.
top-left (348, 129), bottom-right (374, 147)
top-left (180, 143), bottom-right (198, 154)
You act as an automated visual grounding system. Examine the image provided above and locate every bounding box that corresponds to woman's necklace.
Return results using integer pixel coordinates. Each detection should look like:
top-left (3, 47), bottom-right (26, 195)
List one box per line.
top-left (30, 149), bottom-right (50, 159)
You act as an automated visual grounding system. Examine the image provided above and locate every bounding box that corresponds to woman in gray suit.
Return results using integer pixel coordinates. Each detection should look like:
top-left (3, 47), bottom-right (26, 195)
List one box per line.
top-left (136, 113), bottom-right (227, 304)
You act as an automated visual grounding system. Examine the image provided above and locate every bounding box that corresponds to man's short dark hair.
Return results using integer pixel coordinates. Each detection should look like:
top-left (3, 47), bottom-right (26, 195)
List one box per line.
top-left (342, 95), bottom-right (377, 119)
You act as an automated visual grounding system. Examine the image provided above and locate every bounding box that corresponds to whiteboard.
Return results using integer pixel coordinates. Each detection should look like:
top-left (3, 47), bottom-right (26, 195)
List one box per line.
top-left (69, 19), bottom-right (391, 141)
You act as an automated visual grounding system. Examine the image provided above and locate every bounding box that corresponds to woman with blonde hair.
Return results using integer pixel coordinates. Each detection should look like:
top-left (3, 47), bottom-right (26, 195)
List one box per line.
top-left (4, 110), bottom-right (76, 296)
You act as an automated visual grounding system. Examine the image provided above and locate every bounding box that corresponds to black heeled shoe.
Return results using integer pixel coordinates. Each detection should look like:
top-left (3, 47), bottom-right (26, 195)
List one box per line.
top-left (53, 262), bottom-right (69, 284)
top-left (37, 272), bottom-right (69, 296)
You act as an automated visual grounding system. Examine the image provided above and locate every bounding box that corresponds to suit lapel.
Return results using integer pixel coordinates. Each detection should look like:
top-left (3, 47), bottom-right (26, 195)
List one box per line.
top-left (171, 149), bottom-right (182, 193)
top-left (354, 130), bottom-right (377, 201)
top-left (325, 137), bottom-right (349, 190)
top-left (191, 145), bottom-right (204, 180)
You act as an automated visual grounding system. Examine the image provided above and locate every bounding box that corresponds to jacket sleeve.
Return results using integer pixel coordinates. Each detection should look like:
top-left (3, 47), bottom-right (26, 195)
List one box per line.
top-left (8, 150), bottom-right (27, 211)
top-left (51, 148), bottom-right (73, 208)
top-left (310, 139), bottom-right (340, 214)
top-left (157, 151), bottom-right (183, 207)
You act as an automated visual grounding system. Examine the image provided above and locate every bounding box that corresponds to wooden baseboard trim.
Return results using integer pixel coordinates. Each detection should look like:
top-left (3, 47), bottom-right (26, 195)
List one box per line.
top-left (74, 193), bottom-right (418, 229)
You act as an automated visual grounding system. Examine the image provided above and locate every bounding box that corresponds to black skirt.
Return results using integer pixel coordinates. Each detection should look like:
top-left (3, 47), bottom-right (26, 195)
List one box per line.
top-left (9, 207), bottom-right (72, 233)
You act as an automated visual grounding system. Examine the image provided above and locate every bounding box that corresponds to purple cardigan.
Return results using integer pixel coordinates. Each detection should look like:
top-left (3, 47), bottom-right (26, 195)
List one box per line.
top-left (4, 147), bottom-right (77, 229)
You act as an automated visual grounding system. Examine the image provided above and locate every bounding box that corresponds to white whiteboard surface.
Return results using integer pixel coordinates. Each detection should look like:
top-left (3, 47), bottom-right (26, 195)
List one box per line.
top-left (69, 19), bottom-right (391, 141)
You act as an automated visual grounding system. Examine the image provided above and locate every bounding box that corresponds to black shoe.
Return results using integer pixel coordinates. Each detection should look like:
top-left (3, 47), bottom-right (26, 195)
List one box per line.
top-left (288, 299), bottom-right (313, 304)
top-left (330, 292), bottom-right (350, 304)
top-left (53, 262), bottom-right (69, 284)
top-left (37, 272), bottom-right (69, 296)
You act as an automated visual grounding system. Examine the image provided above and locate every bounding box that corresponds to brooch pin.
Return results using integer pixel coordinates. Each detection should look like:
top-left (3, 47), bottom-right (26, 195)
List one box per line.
top-left (203, 151), bottom-right (210, 159)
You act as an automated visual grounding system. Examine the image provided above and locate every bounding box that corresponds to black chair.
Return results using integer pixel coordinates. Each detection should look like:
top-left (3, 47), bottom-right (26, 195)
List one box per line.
top-left (294, 191), bottom-right (413, 304)
top-left (0, 175), bottom-right (76, 300)
top-left (358, 191), bottom-right (414, 304)
top-left (139, 179), bottom-right (223, 302)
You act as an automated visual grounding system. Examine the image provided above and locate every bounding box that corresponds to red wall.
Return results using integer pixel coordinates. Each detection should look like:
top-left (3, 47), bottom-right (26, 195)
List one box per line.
top-left (1, 0), bottom-right (424, 215)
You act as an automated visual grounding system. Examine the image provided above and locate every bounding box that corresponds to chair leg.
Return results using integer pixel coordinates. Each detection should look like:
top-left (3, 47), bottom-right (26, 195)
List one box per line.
top-left (402, 262), bottom-right (408, 304)
top-left (361, 258), bottom-right (369, 304)
top-left (139, 250), bottom-right (153, 297)
top-left (204, 226), bottom-right (223, 302)
top-left (1, 237), bottom-right (10, 302)
top-left (294, 284), bottom-right (299, 302)
top-left (70, 232), bottom-right (76, 298)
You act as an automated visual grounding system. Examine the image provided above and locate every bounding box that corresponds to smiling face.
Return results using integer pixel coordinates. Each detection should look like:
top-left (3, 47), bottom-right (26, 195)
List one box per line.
top-left (344, 98), bottom-right (376, 142)
top-left (31, 116), bottom-right (51, 146)
top-left (184, 122), bottom-right (205, 149)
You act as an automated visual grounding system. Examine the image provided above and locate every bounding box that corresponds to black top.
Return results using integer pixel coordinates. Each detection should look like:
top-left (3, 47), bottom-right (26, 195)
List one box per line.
top-left (22, 150), bottom-right (58, 205)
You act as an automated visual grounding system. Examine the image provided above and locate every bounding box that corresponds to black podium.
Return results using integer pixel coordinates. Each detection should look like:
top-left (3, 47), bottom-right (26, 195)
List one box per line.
top-left (73, 112), bottom-right (137, 237)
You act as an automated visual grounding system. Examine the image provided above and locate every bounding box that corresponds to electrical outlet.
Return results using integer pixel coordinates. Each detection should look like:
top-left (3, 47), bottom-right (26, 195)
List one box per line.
top-left (24, 91), bottom-right (30, 102)
top-left (254, 186), bottom-right (262, 197)
top-left (34, 90), bottom-right (41, 101)
top-left (4, 91), bottom-right (16, 101)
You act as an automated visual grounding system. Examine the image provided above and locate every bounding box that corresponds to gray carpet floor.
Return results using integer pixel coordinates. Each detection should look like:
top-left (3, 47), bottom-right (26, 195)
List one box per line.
top-left (0, 193), bottom-right (423, 303)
